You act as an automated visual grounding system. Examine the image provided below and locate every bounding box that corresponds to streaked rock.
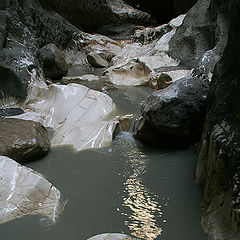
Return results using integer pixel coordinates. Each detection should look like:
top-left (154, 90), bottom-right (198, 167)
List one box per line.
top-left (13, 82), bottom-right (117, 151)
top-left (0, 156), bottom-right (65, 224)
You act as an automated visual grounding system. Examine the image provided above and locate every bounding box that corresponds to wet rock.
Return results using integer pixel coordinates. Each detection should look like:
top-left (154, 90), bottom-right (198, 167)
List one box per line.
top-left (118, 114), bottom-right (134, 132)
top-left (195, 0), bottom-right (240, 238)
top-left (87, 52), bottom-right (110, 68)
top-left (0, 118), bottom-right (50, 163)
top-left (134, 77), bottom-right (209, 145)
top-left (0, 156), bottom-right (65, 224)
top-left (13, 83), bottom-right (117, 151)
top-left (0, 108), bottom-right (24, 120)
top-left (62, 74), bottom-right (99, 84)
top-left (39, 43), bottom-right (68, 79)
top-left (87, 233), bottom-right (137, 240)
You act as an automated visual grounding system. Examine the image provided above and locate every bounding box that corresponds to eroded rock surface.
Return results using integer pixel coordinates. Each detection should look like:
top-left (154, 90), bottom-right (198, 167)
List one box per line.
top-left (0, 156), bottom-right (65, 224)
top-left (0, 118), bottom-right (50, 163)
top-left (13, 83), bottom-right (117, 151)
top-left (195, 0), bottom-right (240, 239)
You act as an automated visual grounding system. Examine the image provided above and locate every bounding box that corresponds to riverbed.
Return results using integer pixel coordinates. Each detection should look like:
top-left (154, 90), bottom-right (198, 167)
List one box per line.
top-left (0, 78), bottom-right (206, 240)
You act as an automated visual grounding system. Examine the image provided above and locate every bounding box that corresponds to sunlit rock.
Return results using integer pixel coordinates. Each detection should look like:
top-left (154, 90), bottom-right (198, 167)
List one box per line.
top-left (13, 82), bottom-right (117, 151)
top-left (0, 156), bottom-right (65, 224)
top-left (102, 59), bottom-right (152, 86)
top-left (87, 233), bottom-right (137, 240)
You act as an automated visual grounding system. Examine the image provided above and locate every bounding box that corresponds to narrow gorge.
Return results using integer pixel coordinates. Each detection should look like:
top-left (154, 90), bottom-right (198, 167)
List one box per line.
top-left (0, 0), bottom-right (240, 240)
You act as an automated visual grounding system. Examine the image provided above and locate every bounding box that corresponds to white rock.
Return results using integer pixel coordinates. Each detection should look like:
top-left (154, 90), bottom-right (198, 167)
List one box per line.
top-left (0, 156), bottom-right (64, 224)
top-left (162, 69), bottom-right (192, 82)
top-left (62, 74), bottom-right (99, 84)
top-left (87, 233), bottom-right (136, 240)
top-left (15, 83), bottom-right (117, 151)
top-left (169, 14), bottom-right (186, 28)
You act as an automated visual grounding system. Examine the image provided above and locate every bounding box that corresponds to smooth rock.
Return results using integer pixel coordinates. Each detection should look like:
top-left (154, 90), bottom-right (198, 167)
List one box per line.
top-left (87, 233), bottom-right (137, 240)
top-left (87, 52), bottom-right (110, 68)
top-left (39, 43), bottom-right (68, 80)
top-left (14, 83), bottom-right (117, 151)
top-left (0, 118), bottom-right (50, 163)
top-left (102, 59), bottom-right (152, 86)
top-left (0, 156), bottom-right (65, 224)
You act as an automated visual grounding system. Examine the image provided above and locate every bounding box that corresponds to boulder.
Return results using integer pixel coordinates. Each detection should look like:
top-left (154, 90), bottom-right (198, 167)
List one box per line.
top-left (0, 156), bottom-right (65, 224)
top-left (0, 118), bottom-right (50, 163)
top-left (87, 52), bottom-right (110, 68)
top-left (134, 77), bottom-right (209, 146)
top-left (39, 43), bottom-right (68, 79)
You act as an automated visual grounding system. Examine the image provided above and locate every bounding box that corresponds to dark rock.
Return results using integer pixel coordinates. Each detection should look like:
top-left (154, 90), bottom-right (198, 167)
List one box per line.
top-left (39, 43), bottom-right (68, 79)
top-left (87, 52), bottom-right (110, 68)
top-left (0, 118), bottom-right (50, 163)
top-left (196, 0), bottom-right (240, 239)
top-left (125, 0), bottom-right (197, 24)
top-left (168, 0), bottom-right (229, 80)
top-left (39, 0), bottom-right (156, 30)
top-left (0, 108), bottom-right (24, 120)
top-left (134, 77), bottom-right (209, 146)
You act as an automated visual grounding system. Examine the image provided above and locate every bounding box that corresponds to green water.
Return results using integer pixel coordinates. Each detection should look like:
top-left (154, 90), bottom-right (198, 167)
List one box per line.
top-left (0, 80), bottom-right (206, 240)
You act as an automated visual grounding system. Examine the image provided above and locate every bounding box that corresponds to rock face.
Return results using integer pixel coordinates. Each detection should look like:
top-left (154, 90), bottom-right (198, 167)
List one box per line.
top-left (195, 0), bottom-right (240, 239)
top-left (134, 77), bottom-right (209, 146)
top-left (39, 0), bottom-right (156, 30)
top-left (0, 0), bottom-right (83, 100)
top-left (39, 43), bottom-right (68, 79)
top-left (125, 0), bottom-right (197, 24)
top-left (168, 0), bottom-right (229, 81)
top-left (0, 118), bottom-right (50, 163)
top-left (0, 156), bottom-right (65, 224)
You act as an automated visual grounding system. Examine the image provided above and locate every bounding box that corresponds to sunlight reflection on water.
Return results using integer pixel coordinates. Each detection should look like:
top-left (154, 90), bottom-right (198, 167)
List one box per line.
top-left (119, 133), bottom-right (164, 240)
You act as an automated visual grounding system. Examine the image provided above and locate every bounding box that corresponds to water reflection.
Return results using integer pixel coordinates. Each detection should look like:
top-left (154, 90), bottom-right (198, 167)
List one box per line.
top-left (120, 134), bottom-right (163, 240)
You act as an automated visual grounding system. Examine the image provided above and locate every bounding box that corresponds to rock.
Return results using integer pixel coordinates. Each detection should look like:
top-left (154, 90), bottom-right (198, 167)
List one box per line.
top-left (0, 156), bottom-right (65, 224)
top-left (39, 0), bottom-right (156, 29)
top-left (13, 82), bottom-right (117, 151)
top-left (39, 43), bottom-right (68, 79)
top-left (62, 74), bottom-right (99, 84)
top-left (118, 114), bottom-right (134, 132)
top-left (0, 118), bottom-right (50, 163)
top-left (87, 233), bottom-right (137, 240)
top-left (195, 0), bottom-right (240, 239)
top-left (149, 73), bottom-right (173, 90)
top-left (102, 59), bottom-right (152, 86)
top-left (87, 52), bottom-right (110, 68)
top-left (134, 77), bottom-right (209, 146)
top-left (168, 0), bottom-right (229, 80)
top-left (125, 0), bottom-right (196, 24)
top-left (0, 108), bottom-right (24, 120)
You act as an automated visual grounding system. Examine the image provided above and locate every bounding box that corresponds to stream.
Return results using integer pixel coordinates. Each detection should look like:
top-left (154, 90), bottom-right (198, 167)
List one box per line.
top-left (0, 67), bottom-right (206, 239)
